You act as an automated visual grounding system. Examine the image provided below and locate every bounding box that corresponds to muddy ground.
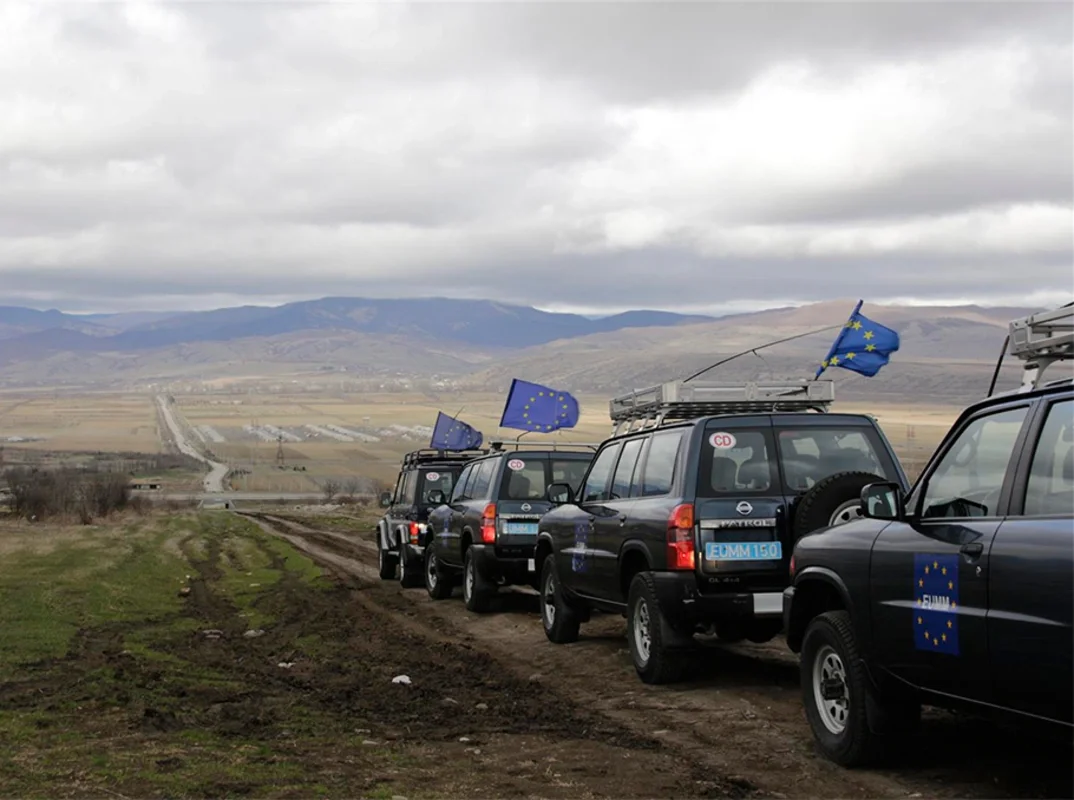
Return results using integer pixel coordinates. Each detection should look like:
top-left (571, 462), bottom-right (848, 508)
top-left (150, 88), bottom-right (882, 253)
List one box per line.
top-left (242, 510), bottom-right (1073, 800)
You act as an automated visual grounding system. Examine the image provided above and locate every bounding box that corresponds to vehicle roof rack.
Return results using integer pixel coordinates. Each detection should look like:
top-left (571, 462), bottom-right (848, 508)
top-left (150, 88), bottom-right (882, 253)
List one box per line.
top-left (609, 379), bottom-right (835, 435)
top-left (1006, 303), bottom-right (1074, 392)
top-left (487, 440), bottom-right (600, 452)
top-left (401, 448), bottom-right (487, 469)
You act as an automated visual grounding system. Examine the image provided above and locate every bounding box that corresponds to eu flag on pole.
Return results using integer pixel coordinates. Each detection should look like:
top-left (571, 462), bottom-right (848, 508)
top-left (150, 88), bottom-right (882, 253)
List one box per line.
top-left (816, 300), bottom-right (901, 378)
top-left (429, 411), bottom-right (483, 451)
top-left (499, 378), bottom-right (580, 433)
top-left (913, 553), bottom-right (960, 656)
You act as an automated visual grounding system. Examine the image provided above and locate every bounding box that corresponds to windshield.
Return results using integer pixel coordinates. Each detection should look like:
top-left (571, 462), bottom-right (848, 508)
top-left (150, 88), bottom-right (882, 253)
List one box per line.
top-left (498, 455), bottom-right (594, 500)
top-left (697, 425), bottom-right (894, 496)
top-left (418, 468), bottom-right (458, 504)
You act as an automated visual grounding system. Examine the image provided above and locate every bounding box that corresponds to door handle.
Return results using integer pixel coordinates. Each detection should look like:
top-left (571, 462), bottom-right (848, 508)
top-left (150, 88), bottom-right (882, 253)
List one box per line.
top-left (960, 542), bottom-right (983, 558)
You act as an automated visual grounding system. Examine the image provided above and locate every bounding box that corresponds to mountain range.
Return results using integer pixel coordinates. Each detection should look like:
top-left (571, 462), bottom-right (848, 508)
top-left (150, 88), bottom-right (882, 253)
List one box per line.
top-left (0, 296), bottom-right (1054, 403)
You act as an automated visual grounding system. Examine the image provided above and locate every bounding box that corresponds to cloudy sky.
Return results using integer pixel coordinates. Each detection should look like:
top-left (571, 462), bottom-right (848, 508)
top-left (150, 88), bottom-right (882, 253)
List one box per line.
top-left (1, 1), bottom-right (1071, 314)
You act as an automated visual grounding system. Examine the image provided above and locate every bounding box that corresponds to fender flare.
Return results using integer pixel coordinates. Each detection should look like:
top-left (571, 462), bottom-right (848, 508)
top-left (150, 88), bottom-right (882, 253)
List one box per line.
top-left (786, 566), bottom-right (856, 651)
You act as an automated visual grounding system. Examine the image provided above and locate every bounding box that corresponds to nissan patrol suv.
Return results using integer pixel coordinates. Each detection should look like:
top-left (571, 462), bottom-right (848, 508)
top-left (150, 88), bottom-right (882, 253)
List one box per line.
top-left (784, 304), bottom-right (1073, 767)
top-left (422, 442), bottom-right (596, 612)
top-left (535, 379), bottom-right (909, 684)
top-left (376, 447), bottom-right (486, 587)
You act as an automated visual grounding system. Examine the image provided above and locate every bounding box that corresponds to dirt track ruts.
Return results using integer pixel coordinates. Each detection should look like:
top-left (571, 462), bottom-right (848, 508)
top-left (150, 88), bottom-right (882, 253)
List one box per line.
top-left (242, 511), bottom-right (1072, 800)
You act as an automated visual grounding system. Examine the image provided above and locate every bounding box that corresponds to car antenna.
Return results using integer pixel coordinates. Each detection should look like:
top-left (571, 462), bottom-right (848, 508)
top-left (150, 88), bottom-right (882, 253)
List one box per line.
top-left (682, 324), bottom-right (843, 384)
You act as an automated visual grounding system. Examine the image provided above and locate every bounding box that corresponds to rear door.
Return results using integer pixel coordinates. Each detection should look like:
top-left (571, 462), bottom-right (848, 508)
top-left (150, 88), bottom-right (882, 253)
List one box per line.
top-left (693, 418), bottom-right (787, 607)
top-left (564, 442), bottom-right (622, 596)
top-left (496, 455), bottom-right (548, 557)
top-left (988, 395), bottom-right (1074, 722)
top-left (590, 436), bottom-right (646, 594)
top-left (440, 462), bottom-right (476, 567)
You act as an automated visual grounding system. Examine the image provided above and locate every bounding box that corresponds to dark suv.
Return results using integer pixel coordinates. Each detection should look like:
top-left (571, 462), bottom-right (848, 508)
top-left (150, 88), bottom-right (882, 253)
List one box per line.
top-left (376, 448), bottom-right (486, 587)
top-left (534, 379), bottom-right (908, 684)
top-left (423, 443), bottom-right (596, 612)
top-left (784, 305), bottom-right (1073, 767)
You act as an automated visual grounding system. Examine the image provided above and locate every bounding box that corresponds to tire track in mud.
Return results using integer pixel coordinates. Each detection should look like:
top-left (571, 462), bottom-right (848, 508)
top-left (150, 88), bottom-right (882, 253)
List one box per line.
top-left (241, 512), bottom-right (1073, 800)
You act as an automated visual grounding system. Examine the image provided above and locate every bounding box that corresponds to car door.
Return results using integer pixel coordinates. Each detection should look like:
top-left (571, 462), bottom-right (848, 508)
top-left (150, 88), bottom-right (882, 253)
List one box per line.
top-left (440, 462), bottom-right (475, 566)
top-left (868, 401), bottom-right (1033, 701)
top-left (561, 442), bottom-right (621, 597)
top-left (589, 436), bottom-right (647, 593)
top-left (988, 395), bottom-right (1074, 723)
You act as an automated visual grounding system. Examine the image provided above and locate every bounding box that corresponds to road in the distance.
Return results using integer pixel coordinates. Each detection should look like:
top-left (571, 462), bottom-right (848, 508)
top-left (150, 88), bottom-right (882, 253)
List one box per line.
top-left (156, 395), bottom-right (229, 493)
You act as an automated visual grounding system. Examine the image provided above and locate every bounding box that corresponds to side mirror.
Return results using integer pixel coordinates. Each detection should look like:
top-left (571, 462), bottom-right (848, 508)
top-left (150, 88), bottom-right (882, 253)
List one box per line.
top-left (546, 482), bottom-right (574, 505)
top-left (378, 491), bottom-right (393, 508)
top-left (426, 489), bottom-right (446, 506)
top-left (861, 482), bottom-right (904, 521)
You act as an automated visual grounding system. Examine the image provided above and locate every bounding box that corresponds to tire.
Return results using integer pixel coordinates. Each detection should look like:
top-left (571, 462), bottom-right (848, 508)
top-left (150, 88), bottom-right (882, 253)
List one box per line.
top-left (793, 471), bottom-right (882, 539)
top-left (626, 572), bottom-right (689, 684)
top-left (800, 610), bottom-right (920, 767)
top-left (377, 537), bottom-right (397, 581)
top-left (539, 555), bottom-right (580, 644)
top-left (424, 546), bottom-right (452, 600)
top-left (462, 547), bottom-right (495, 613)
top-left (399, 547), bottom-right (423, 589)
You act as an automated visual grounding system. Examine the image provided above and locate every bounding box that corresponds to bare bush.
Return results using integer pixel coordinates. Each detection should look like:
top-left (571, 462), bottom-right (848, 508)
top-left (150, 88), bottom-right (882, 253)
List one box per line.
top-left (342, 477), bottom-right (361, 501)
top-left (321, 479), bottom-right (341, 503)
top-left (4, 466), bottom-right (131, 522)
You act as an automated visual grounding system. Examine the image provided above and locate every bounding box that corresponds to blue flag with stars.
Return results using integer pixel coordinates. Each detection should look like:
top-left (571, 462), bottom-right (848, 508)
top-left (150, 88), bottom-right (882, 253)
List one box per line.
top-left (816, 300), bottom-right (901, 378)
top-left (499, 378), bottom-right (580, 433)
top-left (913, 553), bottom-right (959, 655)
top-left (429, 411), bottom-right (483, 451)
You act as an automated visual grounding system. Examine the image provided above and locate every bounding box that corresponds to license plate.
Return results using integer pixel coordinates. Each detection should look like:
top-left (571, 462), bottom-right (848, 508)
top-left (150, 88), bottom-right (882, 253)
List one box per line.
top-left (503, 522), bottom-right (539, 535)
top-left (705, 541), bottom-right (782, 561)
top-left (527, 558), bottom-right (535, 572)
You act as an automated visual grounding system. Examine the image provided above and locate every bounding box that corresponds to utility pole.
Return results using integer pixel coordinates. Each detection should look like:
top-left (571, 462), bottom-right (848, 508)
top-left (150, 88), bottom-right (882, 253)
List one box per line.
top-left (275, 435), bottom-right (285, 467)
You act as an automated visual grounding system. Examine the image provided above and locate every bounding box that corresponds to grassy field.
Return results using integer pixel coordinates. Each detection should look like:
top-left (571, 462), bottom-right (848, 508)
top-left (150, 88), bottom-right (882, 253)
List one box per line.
top-left (0, 508), bottom-right (453, 797)
top-left (0, 388), bottom-right (960, 491)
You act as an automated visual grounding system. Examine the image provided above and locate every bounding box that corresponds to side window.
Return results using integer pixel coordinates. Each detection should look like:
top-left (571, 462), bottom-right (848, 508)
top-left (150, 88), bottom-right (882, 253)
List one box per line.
top-left (581, 443), bottom-right (622, 503)
top-left (611, 438), bottom-right (644, 500)
top-left (392, 471), bottom-right (406, 504)
top-left (640, 431), bottom-right (684, 497)
top-left (919, 406), bottom-right (1028, 519)
top-left (451, 464), bottom-right (475, 503)
top-left (1023, 398), bottom-right (1074, 516)
top-left (551, 458), bottom-right (591, 493)
top-left (401, 470), bottom-right (418, 505)
top-left (470, 459), bottom-right (495, 499)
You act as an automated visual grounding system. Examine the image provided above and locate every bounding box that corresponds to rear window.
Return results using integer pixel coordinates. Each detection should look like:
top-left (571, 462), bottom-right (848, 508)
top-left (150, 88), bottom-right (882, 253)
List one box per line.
top-left (697, 425), bottom-right (893, 496)
top-left (499, 455), bottom-right (594, 500)
top-left (417, 468), bottom-right (458, 504)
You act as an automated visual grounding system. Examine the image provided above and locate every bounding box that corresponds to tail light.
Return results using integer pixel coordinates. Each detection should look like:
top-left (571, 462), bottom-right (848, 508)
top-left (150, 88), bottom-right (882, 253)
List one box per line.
top-left (409, 522), bottom-right (421, 544)
top-left (481, 503), bottom-right (497, 544)
top-left (666, 503), bottom-right (695, 571)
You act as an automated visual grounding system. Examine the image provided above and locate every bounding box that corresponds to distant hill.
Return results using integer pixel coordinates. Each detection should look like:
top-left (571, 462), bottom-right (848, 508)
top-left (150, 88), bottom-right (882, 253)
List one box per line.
top-left (0, 296), bottom-right (711, 355)
top-left (0, 296), bottom-right (1054, 403)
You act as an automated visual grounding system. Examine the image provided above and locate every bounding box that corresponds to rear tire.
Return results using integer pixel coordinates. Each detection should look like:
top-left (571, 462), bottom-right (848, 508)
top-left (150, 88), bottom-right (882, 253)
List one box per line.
top-left (424, 547), bottom-right (452, 600)
top-left (800, 610), bottom-right (919, 767)
top-left (793, 471), bottom-right (882, 539)
top-left (462, 547), bottom-right (495, 612)
top-left (377, 537), bottom-right (397, 581)
top-left (399, 547), bottom-right (423, 588)
top-left (626, 572), bottom-right (689, 684)
top-left (540, 555), bottom-right (580, 644)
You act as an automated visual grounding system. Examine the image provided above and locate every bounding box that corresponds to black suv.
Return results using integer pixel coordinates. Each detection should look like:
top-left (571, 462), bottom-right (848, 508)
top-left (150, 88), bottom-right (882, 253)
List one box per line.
top-left (423, 443), bottom-right (596, 612)
top-left (784, 305), bottom-right (1073, 767)
top-left (376, 448), bottom-right (486, 587)
top-left (535, 379), bottom-right (908, 684)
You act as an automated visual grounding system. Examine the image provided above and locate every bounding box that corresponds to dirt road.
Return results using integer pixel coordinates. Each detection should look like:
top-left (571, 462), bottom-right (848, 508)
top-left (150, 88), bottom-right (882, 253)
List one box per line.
top-left (244, 511), bottom-right (1071, 800)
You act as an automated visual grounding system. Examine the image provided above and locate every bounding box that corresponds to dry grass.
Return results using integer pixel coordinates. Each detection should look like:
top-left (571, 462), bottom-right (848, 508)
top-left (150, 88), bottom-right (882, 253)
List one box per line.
top-left (0, 392), bottom-right (160, 452)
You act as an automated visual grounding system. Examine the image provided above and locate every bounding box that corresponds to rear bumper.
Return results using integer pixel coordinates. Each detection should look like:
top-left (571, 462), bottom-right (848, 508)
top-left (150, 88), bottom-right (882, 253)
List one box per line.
top-left (470, 543), bottom-right (538, 584)
top-left (651, 572), bottom-right (784, 625)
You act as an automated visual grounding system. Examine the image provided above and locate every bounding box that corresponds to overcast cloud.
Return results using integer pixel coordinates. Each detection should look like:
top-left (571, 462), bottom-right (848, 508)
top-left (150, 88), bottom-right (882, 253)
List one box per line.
top-left (1, 1), bottom-right (1071, 314)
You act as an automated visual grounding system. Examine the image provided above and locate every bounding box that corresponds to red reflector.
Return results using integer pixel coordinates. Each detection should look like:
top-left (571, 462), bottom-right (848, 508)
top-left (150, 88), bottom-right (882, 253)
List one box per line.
top-left (481, 503), bottom-right (496, 544)
top-left (789, 554), bottom-right (796, 577)
top-left (667, 503), bottom-right (695, 571)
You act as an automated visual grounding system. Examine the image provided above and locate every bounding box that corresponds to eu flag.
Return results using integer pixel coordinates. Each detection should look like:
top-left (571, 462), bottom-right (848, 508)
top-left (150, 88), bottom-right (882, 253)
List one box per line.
top-left (913, 553), bottom-right (959, 656)
top-left (429, 411), bottom-right (483, 451)
top-left (816, 300), bottom-right (901, 378)
top-left (499, 378), bottom-right (580, 433)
